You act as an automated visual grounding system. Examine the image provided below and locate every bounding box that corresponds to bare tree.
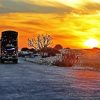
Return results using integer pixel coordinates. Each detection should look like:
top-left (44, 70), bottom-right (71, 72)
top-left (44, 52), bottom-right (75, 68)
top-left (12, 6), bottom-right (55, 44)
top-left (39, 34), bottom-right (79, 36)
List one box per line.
top-left (28, 34), bottom-right (52, 50)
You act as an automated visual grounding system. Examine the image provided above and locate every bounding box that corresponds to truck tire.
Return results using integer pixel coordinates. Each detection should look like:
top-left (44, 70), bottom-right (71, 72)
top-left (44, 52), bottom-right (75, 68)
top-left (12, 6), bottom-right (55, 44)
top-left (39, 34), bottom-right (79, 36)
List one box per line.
top-left (1, 59), bottom-right (4, 64)
top-left (13, 59), bottom-right (18, 64)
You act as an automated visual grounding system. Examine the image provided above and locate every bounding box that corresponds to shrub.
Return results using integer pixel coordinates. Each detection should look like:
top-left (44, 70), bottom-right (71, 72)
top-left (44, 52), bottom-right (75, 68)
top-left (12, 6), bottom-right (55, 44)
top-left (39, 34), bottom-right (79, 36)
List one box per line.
top-left (39, 47), bottom-right (60, 58)
top-left (54, 44), bottom-right (63, 50)
top-left (53, 52), bottom-right (78, 67)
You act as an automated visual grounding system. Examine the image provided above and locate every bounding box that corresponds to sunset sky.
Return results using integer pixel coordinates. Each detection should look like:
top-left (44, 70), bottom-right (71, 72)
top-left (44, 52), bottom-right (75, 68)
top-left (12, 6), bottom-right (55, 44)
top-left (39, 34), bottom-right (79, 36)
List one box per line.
top-left (0, 0), bottom-right (100, 49)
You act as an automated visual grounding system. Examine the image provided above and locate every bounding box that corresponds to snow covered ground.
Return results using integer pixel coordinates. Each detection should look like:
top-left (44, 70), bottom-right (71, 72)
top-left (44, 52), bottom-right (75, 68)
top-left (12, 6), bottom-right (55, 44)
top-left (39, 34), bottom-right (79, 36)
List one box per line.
top-left (24, 56), bottom-right (57, 65)
top-left (24, 55), bottom-right (100, 71)
top-left (0, 58), bottom-right (100, 100)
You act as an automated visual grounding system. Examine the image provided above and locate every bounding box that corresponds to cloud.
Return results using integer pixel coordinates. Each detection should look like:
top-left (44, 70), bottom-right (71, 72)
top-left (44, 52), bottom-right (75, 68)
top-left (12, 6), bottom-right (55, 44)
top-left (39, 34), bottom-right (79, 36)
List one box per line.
top-left (21, 20), bottom-right (53, 29)
top-left (53, 34), bottom-right (80, 40)
top-left (0, 0), bottom-right (100, 15)
top-left (0, 0), bottom-right (74, 14)
top-left (85, 2), bottom-right (100, 10)
top-left (81, 2), bottom-right (100, 14)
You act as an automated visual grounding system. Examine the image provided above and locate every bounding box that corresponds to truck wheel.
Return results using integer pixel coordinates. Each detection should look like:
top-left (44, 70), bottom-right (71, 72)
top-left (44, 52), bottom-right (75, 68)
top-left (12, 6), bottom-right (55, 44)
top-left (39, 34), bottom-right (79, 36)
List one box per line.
top-left (13, 59), bottom-right (18, 64)
top-left (1, 60), bottom-right (4, 64)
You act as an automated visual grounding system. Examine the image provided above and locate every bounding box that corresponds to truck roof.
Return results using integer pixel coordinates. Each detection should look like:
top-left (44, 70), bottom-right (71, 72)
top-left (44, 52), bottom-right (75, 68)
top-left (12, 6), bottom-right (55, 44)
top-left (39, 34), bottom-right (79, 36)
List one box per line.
top-left (2, 30), bottom-right (18, 34)
top-left (2, 30), bottom-right (18, 33)
top-left (2, 30), bottom-right (18, 38)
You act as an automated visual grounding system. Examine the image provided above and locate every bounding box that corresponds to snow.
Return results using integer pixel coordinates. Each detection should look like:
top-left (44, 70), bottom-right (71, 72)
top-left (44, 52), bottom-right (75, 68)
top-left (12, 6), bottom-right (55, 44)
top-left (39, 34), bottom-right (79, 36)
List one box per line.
top-left (0, 58), bottom-right (100, 100)
top-left (24, 56), bottom-right (60, 65)
top-left (24, 49), bottom-right (100, 71)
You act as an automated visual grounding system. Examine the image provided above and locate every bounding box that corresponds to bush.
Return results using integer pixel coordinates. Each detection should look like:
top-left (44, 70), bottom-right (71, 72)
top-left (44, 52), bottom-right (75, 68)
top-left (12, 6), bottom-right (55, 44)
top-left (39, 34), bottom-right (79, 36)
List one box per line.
top-left (39, 47), bottom-right (60, 58)
top-left (53, 52), bottom-right (78, 67)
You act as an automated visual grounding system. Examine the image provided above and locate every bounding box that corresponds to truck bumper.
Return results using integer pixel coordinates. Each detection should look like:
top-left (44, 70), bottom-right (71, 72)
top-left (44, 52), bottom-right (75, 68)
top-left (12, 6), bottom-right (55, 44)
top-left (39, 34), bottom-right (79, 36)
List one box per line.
top-left (1, 56), bottom-right (18, 61)
top-left (1, 57), bottom-right (18, 63)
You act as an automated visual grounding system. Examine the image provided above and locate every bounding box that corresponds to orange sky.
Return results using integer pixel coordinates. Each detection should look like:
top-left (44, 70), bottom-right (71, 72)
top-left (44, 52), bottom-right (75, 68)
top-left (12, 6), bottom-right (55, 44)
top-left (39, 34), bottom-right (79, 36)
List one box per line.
top-left (0, 0), bottom-right (100, 49)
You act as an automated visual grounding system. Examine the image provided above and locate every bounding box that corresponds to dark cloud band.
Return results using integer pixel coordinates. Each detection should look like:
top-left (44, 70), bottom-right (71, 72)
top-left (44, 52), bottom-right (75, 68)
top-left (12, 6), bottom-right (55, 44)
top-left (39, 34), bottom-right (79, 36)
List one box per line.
top-left (0, 0), bottom-right (73, 14)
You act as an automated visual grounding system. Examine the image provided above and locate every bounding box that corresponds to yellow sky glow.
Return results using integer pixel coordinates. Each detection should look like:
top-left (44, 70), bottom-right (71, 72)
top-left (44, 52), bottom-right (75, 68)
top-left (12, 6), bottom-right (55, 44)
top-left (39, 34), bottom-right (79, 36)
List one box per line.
top-left (0, 0), bottom-right (100, 49)
top-left (54, 0), bottom-right (83, 8)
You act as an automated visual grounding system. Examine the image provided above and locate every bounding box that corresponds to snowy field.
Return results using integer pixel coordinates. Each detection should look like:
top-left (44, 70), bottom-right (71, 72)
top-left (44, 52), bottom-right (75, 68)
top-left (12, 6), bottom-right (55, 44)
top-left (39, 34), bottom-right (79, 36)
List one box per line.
top-left (0, 58), bottom-right (99, 100)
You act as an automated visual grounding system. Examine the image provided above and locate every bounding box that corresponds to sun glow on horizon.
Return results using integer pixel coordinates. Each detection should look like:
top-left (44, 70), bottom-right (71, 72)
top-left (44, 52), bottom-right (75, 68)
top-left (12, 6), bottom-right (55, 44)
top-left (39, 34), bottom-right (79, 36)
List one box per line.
top-left (84, 38), bottom-right (99, 48)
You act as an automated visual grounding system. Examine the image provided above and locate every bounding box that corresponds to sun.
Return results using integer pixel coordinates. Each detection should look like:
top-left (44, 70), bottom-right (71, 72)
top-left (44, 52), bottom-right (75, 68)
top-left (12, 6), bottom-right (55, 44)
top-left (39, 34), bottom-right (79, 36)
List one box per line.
top-left (84, 38), bottom-right (99, 48)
